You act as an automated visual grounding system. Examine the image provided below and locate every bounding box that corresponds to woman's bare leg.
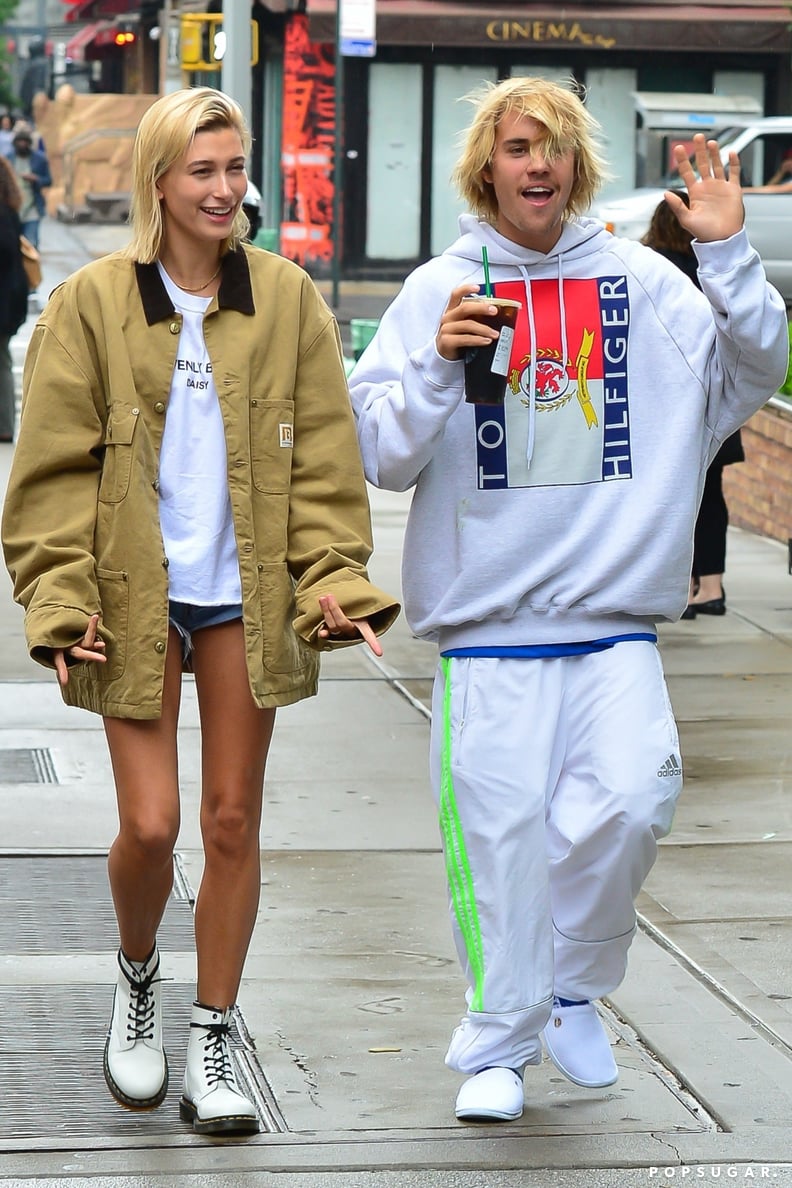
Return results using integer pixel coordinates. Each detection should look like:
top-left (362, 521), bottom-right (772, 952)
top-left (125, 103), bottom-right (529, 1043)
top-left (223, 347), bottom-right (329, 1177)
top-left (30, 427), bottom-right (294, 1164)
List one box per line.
top-left (190, 619), bottom-right (275, 1007)
top-left (104, 626), bottom-right (184, 961)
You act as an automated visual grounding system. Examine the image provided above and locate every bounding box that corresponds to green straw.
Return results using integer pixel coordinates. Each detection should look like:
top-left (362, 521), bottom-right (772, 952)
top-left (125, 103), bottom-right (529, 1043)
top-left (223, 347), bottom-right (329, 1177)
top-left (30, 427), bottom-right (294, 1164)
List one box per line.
top-left (482, 246), bottom-right (492, 297)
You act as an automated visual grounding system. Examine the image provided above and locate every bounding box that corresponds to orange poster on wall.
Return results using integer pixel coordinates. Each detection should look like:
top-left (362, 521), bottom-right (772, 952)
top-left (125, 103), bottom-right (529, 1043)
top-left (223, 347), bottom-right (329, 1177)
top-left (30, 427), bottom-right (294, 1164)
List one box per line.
top-left (281, 15), bottom-right (335, 271)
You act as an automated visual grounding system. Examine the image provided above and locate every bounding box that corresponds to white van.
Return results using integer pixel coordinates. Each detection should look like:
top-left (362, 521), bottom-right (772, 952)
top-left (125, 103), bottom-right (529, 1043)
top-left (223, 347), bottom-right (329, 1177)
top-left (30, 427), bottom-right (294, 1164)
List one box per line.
top-left (590, 117), bottom-right (792, 303)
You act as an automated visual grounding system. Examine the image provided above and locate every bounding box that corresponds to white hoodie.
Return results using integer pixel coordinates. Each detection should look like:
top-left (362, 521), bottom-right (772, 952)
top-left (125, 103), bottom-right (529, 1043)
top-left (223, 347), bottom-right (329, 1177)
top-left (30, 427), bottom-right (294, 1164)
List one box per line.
top-left (350, 215), bottom-right (788, 649)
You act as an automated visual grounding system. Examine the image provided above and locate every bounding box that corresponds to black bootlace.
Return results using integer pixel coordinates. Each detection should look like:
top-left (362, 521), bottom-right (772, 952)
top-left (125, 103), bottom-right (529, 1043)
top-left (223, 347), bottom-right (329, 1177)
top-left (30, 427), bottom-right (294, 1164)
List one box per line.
top-left (125, 968), bottom-right (161, 1042)
top-left (196, 1020), bottom-right (235, 1086)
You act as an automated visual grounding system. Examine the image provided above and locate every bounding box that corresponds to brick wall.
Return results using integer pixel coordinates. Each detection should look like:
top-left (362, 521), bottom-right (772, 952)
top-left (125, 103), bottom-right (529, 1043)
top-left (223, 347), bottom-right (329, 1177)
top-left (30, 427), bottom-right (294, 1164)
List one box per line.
top-left (723, 401), bottom-right (792, 544)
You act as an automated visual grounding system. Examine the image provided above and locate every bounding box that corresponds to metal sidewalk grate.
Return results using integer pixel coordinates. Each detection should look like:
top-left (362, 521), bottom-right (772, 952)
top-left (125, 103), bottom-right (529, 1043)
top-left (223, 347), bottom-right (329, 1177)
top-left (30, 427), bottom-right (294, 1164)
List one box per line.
top-left (0, 984), bottom-right (251, 1140)
top-left (0, 856), bottom-right (286, 1141)
top-left (0, 856), bottom-right (194, 955)
top-left (0, 748), bottom-right (58, 784)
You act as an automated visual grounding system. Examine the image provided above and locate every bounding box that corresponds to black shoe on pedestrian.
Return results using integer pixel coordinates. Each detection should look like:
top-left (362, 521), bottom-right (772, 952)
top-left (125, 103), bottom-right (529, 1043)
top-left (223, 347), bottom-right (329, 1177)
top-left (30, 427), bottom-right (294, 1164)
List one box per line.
top-left (694, 586), bottom-right (726, 616)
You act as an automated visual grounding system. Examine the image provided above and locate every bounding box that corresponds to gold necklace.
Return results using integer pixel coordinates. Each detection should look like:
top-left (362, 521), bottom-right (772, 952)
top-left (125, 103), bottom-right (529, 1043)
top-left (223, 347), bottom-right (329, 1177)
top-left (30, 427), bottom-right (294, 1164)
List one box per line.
top-left (172, 262), bottom-right (222, 293)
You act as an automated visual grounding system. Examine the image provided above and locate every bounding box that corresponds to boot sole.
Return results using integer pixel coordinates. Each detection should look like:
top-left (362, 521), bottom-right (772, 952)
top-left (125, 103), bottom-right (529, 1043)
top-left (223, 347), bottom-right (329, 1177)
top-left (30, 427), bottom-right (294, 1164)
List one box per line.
top-left (179, 1096), bottom-right (260, 1135)
top-left (103, 1040), bottom-right (169, 1110)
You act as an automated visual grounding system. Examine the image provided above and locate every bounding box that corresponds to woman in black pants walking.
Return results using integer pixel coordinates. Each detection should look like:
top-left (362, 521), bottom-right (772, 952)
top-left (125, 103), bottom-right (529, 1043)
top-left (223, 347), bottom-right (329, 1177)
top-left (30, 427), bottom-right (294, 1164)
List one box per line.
top-left (642, 192), bottom-right (743, 619)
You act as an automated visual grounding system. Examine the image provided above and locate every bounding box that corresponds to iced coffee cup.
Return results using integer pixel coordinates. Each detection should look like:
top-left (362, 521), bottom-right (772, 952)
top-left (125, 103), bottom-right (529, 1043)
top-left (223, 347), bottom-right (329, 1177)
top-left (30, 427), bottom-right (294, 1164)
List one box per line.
top-left (462, 295), bottom-right (521, 405)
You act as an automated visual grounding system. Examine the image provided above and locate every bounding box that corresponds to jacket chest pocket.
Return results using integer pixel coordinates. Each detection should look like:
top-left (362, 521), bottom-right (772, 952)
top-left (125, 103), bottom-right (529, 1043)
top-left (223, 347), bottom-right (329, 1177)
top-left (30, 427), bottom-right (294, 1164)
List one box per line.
top-left (98, 410), bottom-right (139, 504)
top-left (250, 400), bottom-right (294, 494)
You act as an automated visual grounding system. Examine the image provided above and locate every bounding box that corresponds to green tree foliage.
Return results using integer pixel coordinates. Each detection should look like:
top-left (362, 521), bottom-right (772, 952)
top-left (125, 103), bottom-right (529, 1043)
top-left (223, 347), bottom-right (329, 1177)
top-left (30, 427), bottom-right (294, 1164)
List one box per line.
top-left (0, 0), bottom-right (21, 110)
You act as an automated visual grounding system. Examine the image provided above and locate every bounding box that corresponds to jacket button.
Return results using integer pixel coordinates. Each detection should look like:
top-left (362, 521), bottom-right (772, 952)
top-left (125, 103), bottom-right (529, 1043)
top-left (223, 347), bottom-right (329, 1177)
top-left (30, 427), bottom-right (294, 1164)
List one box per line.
top-left (154, 401), bottom-right (165, 414)
top-left (155, 641), bottom-right (166, 653)
top-left (152, 479), bottom-right (160, 491)
top-left (161, 557), bottom-right (169, 568)
top-left (169, 321), bottom-right (180, 334)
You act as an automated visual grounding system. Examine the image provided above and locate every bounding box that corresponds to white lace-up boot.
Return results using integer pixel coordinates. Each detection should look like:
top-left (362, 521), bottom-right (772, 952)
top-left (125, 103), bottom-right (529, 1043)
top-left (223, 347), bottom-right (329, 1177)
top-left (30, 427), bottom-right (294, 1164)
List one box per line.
top-left (180, 1002), bottom-right (259, 1135)
top-left (104, 946), bottom-right (168, 1109)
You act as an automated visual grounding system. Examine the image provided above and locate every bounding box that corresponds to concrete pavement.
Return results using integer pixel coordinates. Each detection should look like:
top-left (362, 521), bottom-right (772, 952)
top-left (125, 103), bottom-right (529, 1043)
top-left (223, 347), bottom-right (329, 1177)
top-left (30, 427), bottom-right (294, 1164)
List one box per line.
top-left (0, 218), bottom-right (791, 1184)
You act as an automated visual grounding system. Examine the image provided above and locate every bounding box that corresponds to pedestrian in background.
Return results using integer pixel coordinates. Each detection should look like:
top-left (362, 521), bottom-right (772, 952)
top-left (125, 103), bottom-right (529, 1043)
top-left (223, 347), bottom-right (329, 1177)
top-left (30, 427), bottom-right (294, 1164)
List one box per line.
top-left (2, 86), bottom-right (398, 1136)
top-left (0, 112), bottom-right (15, 157)
top-left (0, 155), bottom-right (30, 442)
top-left (349, 75), bottom-right (787, 1124)
top-left (4, 122), bottom-right (51, 250)
top-left (642, 192), bottom-right (743, 618)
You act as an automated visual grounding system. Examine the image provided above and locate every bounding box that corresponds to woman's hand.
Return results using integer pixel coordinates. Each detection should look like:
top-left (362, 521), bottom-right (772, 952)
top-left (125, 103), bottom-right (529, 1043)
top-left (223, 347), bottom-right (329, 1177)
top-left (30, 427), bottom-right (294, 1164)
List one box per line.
top-left (53, 613), bottom-right (107, 686)
top-left (317, 593), bottom-right (383, 657)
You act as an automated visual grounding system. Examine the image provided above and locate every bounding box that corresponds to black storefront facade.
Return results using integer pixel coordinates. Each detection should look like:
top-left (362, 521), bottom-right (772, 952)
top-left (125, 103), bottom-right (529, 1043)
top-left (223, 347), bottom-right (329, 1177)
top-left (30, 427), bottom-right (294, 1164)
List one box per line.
top-left (254, 0), bottom-right (792, 277)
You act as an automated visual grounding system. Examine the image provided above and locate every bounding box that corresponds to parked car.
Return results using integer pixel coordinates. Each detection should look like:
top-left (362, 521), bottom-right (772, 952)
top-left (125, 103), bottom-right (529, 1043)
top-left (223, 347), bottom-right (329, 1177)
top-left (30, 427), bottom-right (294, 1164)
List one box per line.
top-left (589, 117), bottom-right (792, 304)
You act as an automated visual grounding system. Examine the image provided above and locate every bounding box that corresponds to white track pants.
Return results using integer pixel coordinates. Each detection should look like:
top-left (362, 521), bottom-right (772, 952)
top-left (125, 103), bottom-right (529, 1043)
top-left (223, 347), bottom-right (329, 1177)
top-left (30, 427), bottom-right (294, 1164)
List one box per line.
top-left (430, 643), bottom-right (682, 1075)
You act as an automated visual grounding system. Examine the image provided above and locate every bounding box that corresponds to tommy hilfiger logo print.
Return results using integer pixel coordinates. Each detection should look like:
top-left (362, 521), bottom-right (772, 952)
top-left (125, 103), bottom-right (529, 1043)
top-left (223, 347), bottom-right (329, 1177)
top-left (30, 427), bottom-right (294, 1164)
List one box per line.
top-left (657, 753), bottom-right (682, 778)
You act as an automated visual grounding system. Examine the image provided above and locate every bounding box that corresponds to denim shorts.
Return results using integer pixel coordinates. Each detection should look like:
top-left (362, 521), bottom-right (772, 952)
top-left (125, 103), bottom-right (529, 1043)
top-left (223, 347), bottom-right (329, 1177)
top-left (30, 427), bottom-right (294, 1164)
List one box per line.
top-left (168, 601), bottom-right (243, 662)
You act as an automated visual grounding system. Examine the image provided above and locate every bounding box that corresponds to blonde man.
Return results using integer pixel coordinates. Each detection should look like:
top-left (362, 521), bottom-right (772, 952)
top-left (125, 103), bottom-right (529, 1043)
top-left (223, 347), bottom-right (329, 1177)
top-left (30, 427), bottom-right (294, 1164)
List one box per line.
top-left (350, 76), bottom-right (787, 1122)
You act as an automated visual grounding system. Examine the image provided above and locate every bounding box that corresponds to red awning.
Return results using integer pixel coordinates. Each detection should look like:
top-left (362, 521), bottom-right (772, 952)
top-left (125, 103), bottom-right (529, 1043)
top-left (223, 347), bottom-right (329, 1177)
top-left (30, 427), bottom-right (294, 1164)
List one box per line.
top-left (64, 20), bottom-right (111, 61)
top-left (64, 0), bottom-right (140, 23)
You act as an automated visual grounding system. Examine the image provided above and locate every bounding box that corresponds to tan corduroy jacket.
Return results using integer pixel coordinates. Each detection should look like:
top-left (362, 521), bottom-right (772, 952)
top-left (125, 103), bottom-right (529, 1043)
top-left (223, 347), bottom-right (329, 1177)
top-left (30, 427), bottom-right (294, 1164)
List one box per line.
top-left (2, 245), bottom-right (400, 718)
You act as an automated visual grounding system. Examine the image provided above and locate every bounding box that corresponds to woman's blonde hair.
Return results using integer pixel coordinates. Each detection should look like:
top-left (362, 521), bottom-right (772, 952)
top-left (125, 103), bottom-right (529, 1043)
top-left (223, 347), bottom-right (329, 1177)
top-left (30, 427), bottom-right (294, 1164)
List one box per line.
top-left (452, 76), bottom-right (609, 225)
top-left (123, 87), bottom-right (251, 262)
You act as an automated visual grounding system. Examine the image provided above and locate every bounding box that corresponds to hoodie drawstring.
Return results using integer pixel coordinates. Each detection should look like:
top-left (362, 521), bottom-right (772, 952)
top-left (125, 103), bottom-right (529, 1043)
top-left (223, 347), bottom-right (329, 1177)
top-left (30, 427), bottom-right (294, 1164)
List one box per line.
top-left (519, 255), bottom-right (566, 468)
top-left (523, 276), bottom-right (537, 468)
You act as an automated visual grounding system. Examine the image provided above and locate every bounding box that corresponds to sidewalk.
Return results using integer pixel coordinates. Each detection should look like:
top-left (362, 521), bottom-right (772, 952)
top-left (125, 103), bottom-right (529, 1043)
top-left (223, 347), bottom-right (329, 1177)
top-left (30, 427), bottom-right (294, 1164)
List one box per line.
top-left (1, 219), bottom-right (792, 1186)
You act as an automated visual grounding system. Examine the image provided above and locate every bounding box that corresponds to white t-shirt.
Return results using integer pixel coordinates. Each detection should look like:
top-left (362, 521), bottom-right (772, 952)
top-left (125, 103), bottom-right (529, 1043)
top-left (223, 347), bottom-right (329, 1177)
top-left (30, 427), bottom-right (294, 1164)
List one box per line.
top-left (157, 265), bottom-right (242, 605)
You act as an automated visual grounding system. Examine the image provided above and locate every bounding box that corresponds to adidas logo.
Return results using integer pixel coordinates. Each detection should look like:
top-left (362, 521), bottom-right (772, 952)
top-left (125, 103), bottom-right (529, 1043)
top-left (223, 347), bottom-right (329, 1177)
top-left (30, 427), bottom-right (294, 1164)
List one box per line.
top-left (657, 753), bottom-right (682, 778)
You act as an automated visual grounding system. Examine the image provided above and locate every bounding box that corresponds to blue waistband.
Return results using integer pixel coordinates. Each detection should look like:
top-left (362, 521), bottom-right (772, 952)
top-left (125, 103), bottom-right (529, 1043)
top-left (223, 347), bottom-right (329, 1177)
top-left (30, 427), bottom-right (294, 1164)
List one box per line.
top-left (440, 633), bottom-right (657, 659)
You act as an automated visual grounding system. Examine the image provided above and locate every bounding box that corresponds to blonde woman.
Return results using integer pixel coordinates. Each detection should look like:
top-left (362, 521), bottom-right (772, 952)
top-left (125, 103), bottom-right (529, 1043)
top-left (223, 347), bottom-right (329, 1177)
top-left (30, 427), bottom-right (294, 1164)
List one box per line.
top-left (3, 87), bottom-right (398, 1135)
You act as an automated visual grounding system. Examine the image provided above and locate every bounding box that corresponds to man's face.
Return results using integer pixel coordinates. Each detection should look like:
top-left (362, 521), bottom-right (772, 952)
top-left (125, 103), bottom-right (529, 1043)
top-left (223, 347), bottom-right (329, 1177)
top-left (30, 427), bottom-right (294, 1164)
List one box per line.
top-left (14, 137), bottom-right (32, 158)
top-left (481, 112), bottom-right (576, 254)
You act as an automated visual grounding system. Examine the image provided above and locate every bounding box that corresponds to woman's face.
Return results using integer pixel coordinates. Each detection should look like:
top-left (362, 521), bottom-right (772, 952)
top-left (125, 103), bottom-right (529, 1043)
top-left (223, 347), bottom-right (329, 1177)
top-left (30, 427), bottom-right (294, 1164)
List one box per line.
top-left (156, 125), bottom-right (247, 251)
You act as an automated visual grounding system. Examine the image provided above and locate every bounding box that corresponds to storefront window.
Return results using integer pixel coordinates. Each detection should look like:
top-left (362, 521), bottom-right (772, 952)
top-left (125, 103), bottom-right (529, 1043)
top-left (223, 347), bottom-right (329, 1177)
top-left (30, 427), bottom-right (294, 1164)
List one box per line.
top-left (431, 64), bottom-right (497, 254)
top-left (366, 62), bottom-right (423, 258)
top-left (585, 67), bottom-right (638, 197)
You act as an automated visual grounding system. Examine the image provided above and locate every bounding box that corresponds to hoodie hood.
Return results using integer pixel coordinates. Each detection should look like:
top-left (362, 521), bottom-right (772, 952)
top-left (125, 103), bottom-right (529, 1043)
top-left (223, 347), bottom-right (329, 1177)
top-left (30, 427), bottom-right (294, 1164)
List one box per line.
top-left (446, 212), bottom-right (611, 269)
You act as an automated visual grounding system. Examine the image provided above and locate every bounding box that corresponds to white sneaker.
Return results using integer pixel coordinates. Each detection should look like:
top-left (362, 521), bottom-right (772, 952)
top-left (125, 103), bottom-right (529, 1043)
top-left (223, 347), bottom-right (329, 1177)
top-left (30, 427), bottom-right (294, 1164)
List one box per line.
top-left (104, 947), bottom-right (168, 1109)
top-left (180, 1002), bottom-right (260, 1135)
top-left (455, 1066), bottom-right (525, 1122)
top-left (542, 998), bottom-right (618, 1088)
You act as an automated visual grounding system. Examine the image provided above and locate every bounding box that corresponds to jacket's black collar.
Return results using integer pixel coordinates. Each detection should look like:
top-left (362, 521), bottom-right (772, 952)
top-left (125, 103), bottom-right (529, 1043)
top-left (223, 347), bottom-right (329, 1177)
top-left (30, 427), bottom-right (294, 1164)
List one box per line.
top-left (135, 248), bottom-right (256, 325)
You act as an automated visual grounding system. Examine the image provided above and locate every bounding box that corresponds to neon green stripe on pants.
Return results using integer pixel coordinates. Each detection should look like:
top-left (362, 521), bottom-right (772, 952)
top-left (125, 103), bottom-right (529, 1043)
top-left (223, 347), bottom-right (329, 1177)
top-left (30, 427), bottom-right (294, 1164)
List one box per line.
top-left (439, 656), bottom-right (486, 1013)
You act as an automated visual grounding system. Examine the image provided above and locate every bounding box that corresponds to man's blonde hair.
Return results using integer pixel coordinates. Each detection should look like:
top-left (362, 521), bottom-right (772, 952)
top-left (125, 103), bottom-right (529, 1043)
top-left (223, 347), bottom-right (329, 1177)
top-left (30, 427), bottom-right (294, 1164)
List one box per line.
top-left (452, 76), bottom-right (609, 224)
top-left (123, 87), bottom-right (251, 262)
